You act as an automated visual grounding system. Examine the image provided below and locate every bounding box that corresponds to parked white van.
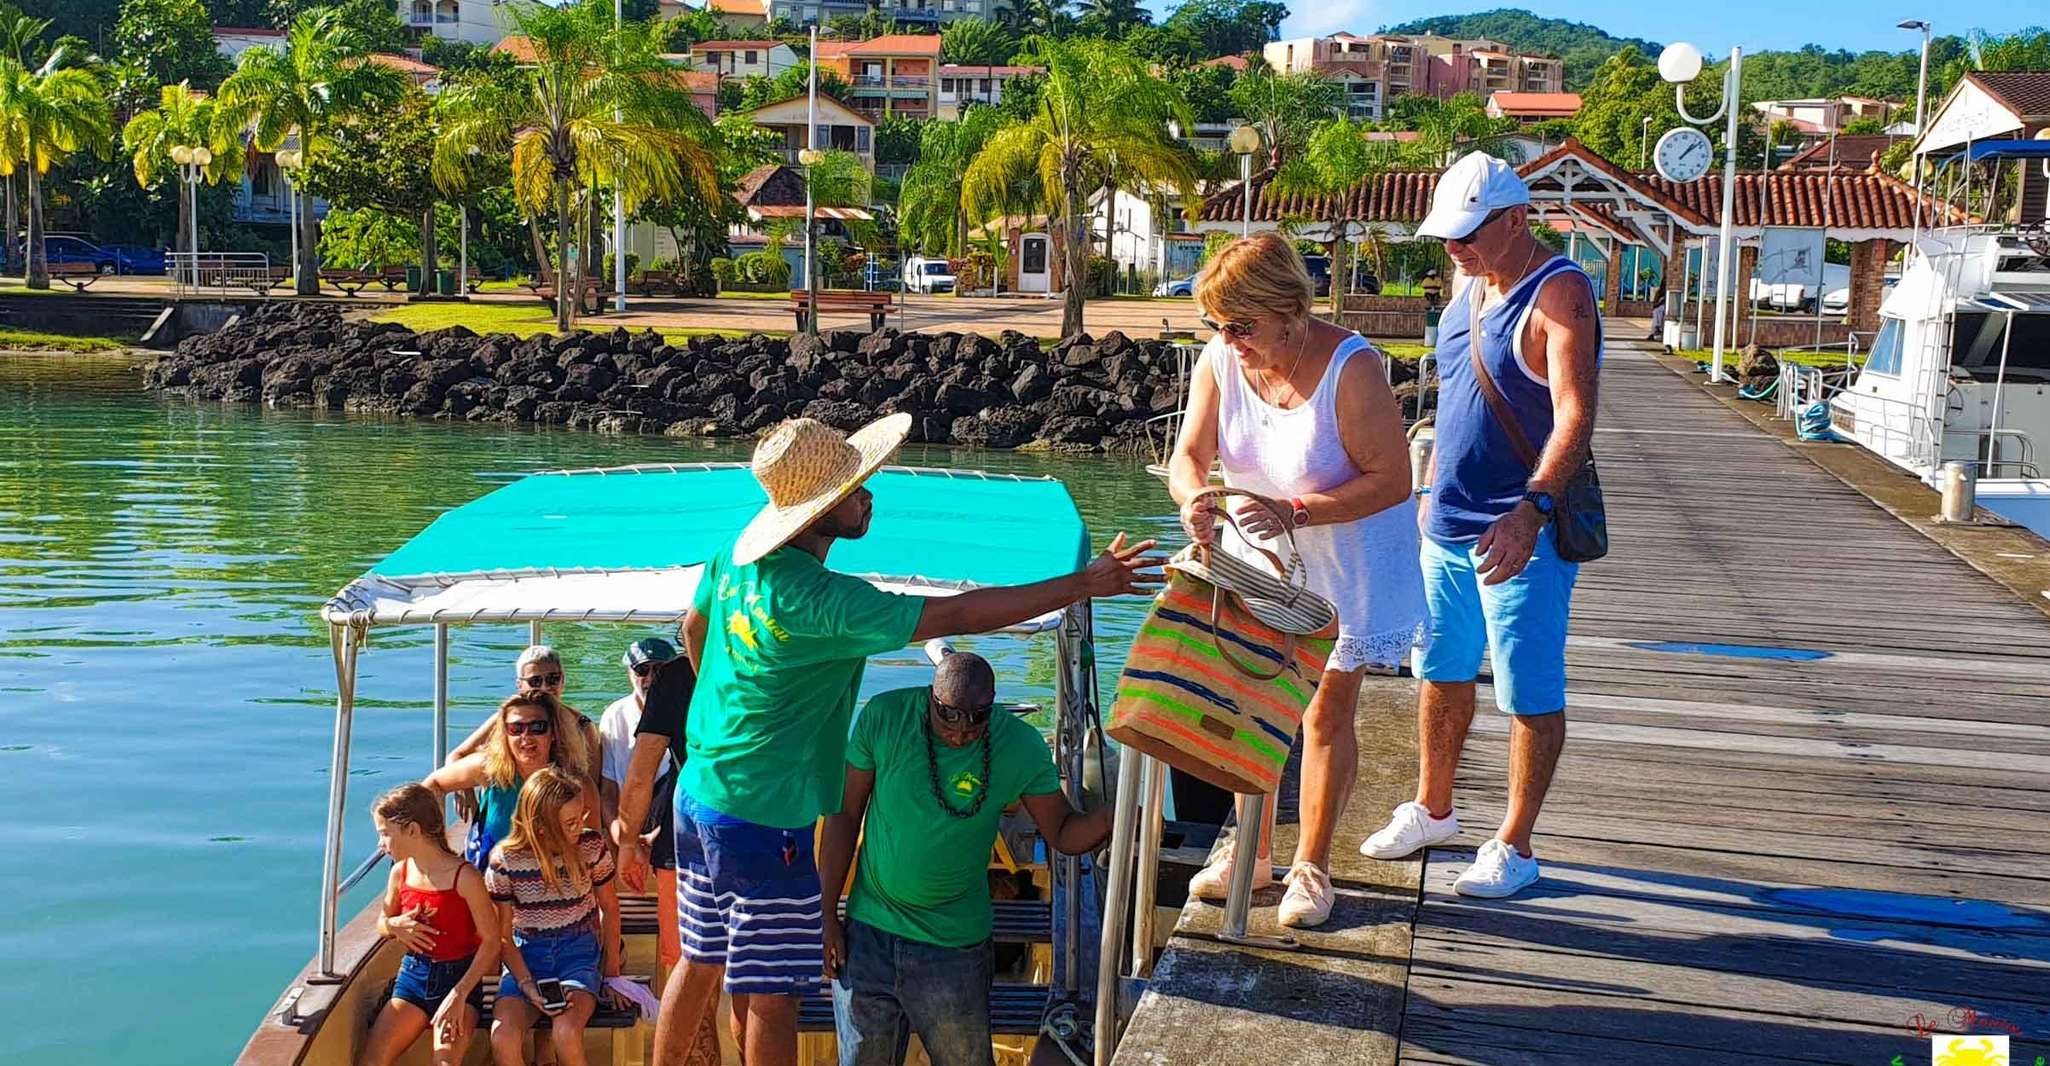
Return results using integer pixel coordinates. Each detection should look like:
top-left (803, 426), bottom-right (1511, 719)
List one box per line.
top-left (903, 256), bottom-right (957, 294)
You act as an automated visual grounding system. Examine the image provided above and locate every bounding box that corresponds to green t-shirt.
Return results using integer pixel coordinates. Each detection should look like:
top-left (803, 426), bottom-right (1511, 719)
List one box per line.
top-left (678, 543), bottom-right (924, 829)
top-left (845, 686), bottom-right (1063, 948)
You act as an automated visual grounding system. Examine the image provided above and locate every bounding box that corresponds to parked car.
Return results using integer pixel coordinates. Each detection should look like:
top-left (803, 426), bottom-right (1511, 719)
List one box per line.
top-left (1300, 254), bottom-right (1381, 297)
top-left (1153, 273), bottom-right (1196, 297)
top-left (1821, 272), bottom-right (1897, 316)
top-left (20, 235), bottom-right (169, 276)
top-left (1751, 261), bottom-right (1851, 312)
top-left (102, 243), bottom-right (168, 276)
top-left (902, 255), bottom-right (956, 294)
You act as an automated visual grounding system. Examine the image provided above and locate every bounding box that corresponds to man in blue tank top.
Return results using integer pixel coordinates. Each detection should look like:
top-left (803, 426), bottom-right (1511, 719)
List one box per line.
top-left (1359, 152), bottom-right (1602, 899)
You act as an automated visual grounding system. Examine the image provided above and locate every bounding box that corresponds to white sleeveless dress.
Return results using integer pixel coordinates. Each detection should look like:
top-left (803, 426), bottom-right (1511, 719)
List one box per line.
top-left (1208, 333), bottom-right (1427, 672)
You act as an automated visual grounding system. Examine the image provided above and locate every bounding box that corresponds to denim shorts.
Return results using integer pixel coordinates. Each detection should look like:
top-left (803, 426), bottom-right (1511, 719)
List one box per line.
top-left (391, 952), bottom-right (485, 1016)
top-left (1414, 532), bottom-right (1578, 715)
top-left (497, 923), bottom-right (603, 1005)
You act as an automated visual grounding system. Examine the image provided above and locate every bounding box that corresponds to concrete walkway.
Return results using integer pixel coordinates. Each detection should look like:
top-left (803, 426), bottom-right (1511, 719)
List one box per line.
top-left (1113, 338), bottom-right (2050, 1065)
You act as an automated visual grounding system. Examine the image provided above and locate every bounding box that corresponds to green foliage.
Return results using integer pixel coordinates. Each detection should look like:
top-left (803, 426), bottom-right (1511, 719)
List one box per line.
top-left (299, 87), bottom-right (438, 214)
top-left (1229, 68), bottom-right (1342, 167)
top-left (875, 114), bottom-right (923, 165)
top-left (1167, 62), bottom-right (1237, 124)
top-left (899, 104), bottom-right (1006, 257)
top-left (994, 71), bottom-right (1043, 121)
top-left (263, 0), bottom-right (406, 52)
top-left (120, 80), bottom-right (240, 187)
top-left (729, 249), bottom-right (790, 290)
top-left (1200, 229), bottom-right (1235, 265)
top-left (1398, 91), bottom-right (1521, 164)
top-left (1158, 0), bottom-right (1284, 60)
top-left (420, 37), bottom-right (521, 83)
top-left (11, 2), bottom-right (119, 50)
top-left (1840, 116), bottom-right (1887, 136)
top-left (661, 6), bottom-right (723, 51)
top-left (733, 62), bottom-right (851, 111)
top-left (942, 17), bottom-right (1016, 66)
top-left (1572, 46), bottom-right (1684, 166)
top-left (113, 0), bottom-right (229, 88)
top-left (1123, 22), bottom-right (1203, 64)
top-left (1077, 0), bottom-right (1148, 39)
top-left (1940, 28), bottom-right (2050, 91)
top-left (317, 204), bottom-right (417, 267)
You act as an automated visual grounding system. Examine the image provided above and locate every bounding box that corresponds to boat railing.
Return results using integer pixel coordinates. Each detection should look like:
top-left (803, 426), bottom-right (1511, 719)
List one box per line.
top-left (1773, 336), bottom-right (1860, 421)
top-left (1830, 386), bottom-right (1946, 470)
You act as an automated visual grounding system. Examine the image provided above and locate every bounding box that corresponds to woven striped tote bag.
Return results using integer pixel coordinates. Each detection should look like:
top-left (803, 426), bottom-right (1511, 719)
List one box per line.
top-left (1108, 491), bottom-right (1340, 795)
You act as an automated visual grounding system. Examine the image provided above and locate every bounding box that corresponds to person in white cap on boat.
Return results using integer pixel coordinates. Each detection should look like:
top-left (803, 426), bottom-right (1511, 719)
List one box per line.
top-left (612, 413), bottom-right (1163, 1066)
top-left (1358, 151), bottom-right (1602, 899)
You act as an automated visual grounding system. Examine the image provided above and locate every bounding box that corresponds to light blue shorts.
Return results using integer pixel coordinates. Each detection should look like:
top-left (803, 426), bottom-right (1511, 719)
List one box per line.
top-left (1414, 532), bottom-right (1578, 715)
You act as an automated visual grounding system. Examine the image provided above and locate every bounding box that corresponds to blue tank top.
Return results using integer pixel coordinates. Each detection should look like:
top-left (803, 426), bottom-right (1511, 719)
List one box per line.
top-left (464, 779), bottom-right (521, 871)
top-left (1427, 255), bottom-right (1599, 544)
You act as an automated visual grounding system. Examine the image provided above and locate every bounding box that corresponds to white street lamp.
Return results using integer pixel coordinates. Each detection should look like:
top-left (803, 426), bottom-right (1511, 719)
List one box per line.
top-left (612, 0), bottom-right (627, 313)
top-left (276, 148), bottom-right (304, 291)
top-left (802, 25), bottom-right (820, 333)
top-left (171, 145), bottom-right (212, 287)
top-left (1228, 124), bottom-right (1261, 239)
top-left (1899, 19), bottom-right (1932, 243)
top-left (1640, 115), bottom-right (1654, 169)
top-left (1662, 41), bottom-right (1742, 384)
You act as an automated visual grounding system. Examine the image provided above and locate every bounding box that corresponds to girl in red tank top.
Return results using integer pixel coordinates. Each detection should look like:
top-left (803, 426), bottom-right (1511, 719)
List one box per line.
top-left (360, 784), bottom-right (502, 1066)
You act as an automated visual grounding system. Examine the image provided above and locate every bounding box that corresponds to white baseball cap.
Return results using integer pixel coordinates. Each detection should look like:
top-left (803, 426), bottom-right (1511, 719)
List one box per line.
top-left (1417, 152), bottom-right (1530, 240)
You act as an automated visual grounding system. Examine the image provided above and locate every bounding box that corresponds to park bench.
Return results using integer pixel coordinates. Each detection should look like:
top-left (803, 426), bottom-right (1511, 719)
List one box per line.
top-left (241, 266), bottom-right (294, 296)
top-left (534, 277), bottom-right (606, 316)
top-left (791, 289), bottom-right (895, 332)
top-left (630, 269), bottom-right (679, 297)
top-left (47, 262), bottom-right (106, 292)
top-left (319, 268), bottom-right (385, 296)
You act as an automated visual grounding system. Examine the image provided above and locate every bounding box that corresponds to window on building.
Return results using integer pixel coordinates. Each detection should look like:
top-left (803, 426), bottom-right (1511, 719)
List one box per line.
top-left (251, 161), bottom-right (273, 197)
top-left (855, 126), bottom-right (872, 153)
top-left (745, 50), bottom-right (758, 64)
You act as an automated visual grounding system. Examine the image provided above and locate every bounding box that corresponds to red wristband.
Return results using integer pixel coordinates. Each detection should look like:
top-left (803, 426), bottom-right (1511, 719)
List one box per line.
top-left (1289, 496), bottom-right (1311, 528)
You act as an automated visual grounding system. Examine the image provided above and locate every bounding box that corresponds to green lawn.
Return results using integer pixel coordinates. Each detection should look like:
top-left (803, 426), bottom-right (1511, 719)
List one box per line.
top-left (0, 327), bottom-right (130, 352)
top-left (1674, 347), bottom-right (1862, 370)
top-left (1375, 342), bottom-right (1432, 364)
top-left (369, 301), bottom-right (783, 342)
top-left (715, 289), bottom-right (794, 301)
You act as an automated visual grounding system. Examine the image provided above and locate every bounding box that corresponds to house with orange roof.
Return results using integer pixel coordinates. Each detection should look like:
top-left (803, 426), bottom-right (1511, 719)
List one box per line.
top-left (1485, 91), bottom-right (1581, 124)
top-left (812, 34), bottom-right (943, 121)
top-left (703, 0), bottom-right (769, 32)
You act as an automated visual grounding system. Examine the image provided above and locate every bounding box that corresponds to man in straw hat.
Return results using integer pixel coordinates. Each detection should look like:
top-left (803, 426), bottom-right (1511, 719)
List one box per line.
top-left (614, 412), bottom-right (1162, 1066)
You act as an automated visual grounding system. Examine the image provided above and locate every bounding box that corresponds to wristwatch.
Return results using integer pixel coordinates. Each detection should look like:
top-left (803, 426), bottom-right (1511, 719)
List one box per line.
top-left (1288, 496), bottom-right (1311, 528)
top-left (1521, 490), bottom-right (1556, 522)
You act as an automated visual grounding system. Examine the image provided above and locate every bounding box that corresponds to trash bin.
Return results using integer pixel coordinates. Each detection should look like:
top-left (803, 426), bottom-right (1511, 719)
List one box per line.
top-left (405, 264), bottom-right (422, 292)
top-left (1423, 307), bottom-right (1442, 347)
top-left (437, 270), bottom-right (456, 296)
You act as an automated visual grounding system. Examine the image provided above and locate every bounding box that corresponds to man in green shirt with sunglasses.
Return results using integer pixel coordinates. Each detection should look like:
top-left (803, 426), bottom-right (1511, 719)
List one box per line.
top-left (820, 651), bottom-right (1110, 1066)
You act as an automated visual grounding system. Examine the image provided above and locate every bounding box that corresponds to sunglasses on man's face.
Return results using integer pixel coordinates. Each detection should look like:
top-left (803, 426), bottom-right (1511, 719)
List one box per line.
top-left (1447, 208), bottom-right (1509, 247)
top-left (1199, 316), bottom-right (1259, 339)
top-left (505, 718), bottom-right (552, 737)
top-left (931, 694), bottom-right (995, 727)
top-left (522, 672), bottom-right (563, 687)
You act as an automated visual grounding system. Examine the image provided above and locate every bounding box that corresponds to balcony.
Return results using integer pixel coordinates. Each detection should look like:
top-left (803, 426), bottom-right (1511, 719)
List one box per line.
top-left (407, 2), bottom-right (458, 25)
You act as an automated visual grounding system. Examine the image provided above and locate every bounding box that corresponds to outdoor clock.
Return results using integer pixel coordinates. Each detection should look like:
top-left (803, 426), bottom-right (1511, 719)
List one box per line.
top-left (1653, 127), bottom-right (1715, 183)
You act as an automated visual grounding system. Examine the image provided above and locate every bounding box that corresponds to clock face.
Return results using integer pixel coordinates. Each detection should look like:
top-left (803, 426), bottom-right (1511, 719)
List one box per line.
top-left (1653, 127), bottom-right (1715, 183)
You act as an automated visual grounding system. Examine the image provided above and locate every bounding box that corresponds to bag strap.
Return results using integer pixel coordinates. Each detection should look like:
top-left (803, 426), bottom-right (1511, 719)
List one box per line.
top-left (1208, 582), bottom-right (1292, 682)
top-left (1188, 486), bottom-right (1304, 596)
top-left (1466, 273), bottom-right (1544, 473)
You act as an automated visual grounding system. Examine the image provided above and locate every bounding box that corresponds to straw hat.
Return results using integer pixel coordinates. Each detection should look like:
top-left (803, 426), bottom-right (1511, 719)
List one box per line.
top-left (731, 413), bottom-right (913, 565)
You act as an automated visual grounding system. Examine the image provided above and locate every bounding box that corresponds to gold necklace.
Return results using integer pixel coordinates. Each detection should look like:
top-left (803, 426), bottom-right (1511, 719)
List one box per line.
top-left (1480, 242), bottom-right (1545, 315)
top-left (1257, 324), bottom-right (1312, 411)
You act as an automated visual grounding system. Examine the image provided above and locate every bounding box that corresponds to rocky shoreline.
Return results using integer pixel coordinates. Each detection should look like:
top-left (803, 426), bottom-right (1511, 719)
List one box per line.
top-left (143, 303), bottom-right (1215, 451)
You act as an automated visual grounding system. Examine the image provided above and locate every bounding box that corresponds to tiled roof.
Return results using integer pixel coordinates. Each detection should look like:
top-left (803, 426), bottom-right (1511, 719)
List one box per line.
top-left (1969, 71), bottom-right (2050, 119)
top-left (707, 0), bottom-right (766, 12)
top-left (1198, 54), bottom-right (1252, 70)
top-left (493, 36), bottom-right (536, 62)
top-left (1779, 135), bottom-right (1894, 171)
top-left (367, 53), bottom-right (438, 77)
top-left (814, 34), bottom-right (942, 58)
top-left (1197, 168), bottom-right (1441, 223)
top-left (1488, 91), bottom-right (1580, 115)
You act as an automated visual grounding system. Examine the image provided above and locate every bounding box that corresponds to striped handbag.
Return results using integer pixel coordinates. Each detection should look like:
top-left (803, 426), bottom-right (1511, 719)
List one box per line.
top-left (1108, 490), bottom-right (1340, 795)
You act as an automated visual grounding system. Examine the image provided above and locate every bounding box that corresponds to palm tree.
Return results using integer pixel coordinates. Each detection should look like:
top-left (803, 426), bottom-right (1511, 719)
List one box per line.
top-left (1408, 91), bottom-right (1519, 166)
top-left (1228, 68), bottom-right (1342, 169)
top-left (122, 82), bottom-right (244, 279)
top-left (0, 48), bottom-right (112, 290)
top-left (900, 106), bottom-right (1008, 258)
top-left (0, 8), bottom-right (50, 276)
top-left (1077, 0), bottom-right (1146, 38)
top-left (432, 0), bottom-right (718, 331)
top-left (218, 9), bottom-right (402, 294)
top-left (940, 16), bottom-right (1016, 66)
top-left (963, 36), bottom-right (1195, 337)
top-left (1276, 116), bottom-right (1400, 314)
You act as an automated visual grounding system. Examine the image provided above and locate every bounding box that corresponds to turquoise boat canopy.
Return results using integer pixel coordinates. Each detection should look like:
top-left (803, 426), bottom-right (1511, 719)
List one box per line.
top-left (325, 463), bottom-right (1093, 629)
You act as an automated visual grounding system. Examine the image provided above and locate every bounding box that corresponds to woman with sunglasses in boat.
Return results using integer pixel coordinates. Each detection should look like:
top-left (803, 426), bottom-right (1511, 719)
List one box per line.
top-left (447, 646), bottom-right (605, 784)
top-left (426, 690), bottom-right (601, 871)
top-left (1167, 231), bottom-right (1426, 928)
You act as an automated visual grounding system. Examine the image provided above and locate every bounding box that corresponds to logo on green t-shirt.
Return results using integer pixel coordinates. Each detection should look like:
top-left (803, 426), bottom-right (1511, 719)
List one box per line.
top-left (946, 768), bottom-right (984, 800)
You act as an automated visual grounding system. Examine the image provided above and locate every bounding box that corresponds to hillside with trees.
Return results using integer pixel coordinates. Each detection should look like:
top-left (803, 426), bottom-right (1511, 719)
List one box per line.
top-left (1380, 9), bottom-right (1658, 92)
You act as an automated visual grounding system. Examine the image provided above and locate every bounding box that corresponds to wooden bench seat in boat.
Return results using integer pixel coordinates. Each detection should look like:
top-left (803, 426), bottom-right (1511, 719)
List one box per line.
top-left (476, 976), bottom-right (649, 1030)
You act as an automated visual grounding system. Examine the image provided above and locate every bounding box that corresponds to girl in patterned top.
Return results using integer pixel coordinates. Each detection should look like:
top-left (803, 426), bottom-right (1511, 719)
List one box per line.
top-left (484, 766), bottom-right (623, 1066)
top-left (360, 784), bottom-right (500, 1066)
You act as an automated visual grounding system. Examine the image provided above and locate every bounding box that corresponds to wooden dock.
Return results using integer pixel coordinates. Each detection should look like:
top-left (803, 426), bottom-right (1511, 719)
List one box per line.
top-left (1115, 339), bottom-right (2050, 1066)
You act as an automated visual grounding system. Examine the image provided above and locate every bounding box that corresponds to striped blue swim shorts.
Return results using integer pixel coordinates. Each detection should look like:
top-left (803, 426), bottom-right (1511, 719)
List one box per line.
top-left (674, 789), bottom-right (824, 997)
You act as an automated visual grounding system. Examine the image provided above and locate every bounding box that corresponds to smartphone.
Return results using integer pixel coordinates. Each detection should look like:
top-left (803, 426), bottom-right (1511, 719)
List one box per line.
top-left (533, 978), bottom-right (567, 1013)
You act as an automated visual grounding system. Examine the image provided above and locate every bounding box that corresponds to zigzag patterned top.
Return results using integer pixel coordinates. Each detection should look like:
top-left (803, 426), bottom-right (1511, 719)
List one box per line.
top-left (485, 827), bottom-right (615, 935)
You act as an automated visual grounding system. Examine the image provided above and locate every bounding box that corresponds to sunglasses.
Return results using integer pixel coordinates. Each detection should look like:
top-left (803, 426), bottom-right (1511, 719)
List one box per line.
top-left (505, 718), bottom-right (552, 737)
top-left (1199, 316), bottom-right (1258, 339)
top-left (521, 672), bottom-right (563, 687)
top-left (1447, 207), bottom-right (1509, 247)
top-left (931, 693), bottom-right (995, 727)
top-left (631, 662), bottom-right (657, 677)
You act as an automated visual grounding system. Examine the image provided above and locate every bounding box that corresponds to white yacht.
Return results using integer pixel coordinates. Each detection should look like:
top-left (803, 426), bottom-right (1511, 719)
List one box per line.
top-left (1830, 143), bottom-right (2050, 537)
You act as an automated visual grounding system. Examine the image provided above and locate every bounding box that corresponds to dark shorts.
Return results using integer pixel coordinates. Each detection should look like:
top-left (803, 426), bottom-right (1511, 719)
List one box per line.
top-left (674, 789), bottom-right (824, 998)
top-left (391, 952), bottom-right (485, 1016)
top-left (831, 920), bottom-right (994, 1066)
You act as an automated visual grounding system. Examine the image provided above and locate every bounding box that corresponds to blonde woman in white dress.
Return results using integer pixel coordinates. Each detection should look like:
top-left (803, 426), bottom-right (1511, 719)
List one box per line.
top-left (1166, 232), bottom-right (1426, 928)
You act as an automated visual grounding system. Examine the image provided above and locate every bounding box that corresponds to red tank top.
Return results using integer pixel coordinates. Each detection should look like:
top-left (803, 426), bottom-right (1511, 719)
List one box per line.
top-left (397, 863), bottom-right (484, 962)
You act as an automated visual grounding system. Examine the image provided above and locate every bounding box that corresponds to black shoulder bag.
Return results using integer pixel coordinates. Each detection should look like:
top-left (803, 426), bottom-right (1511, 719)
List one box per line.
top-left (1466, 275), bottom-right (1609, 563)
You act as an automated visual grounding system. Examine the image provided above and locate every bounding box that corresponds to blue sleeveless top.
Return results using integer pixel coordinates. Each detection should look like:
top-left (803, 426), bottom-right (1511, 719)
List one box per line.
top-left (1426, 255), bottom-right (1599, 545)
top-left (463, 779), bottom-right (521, 871)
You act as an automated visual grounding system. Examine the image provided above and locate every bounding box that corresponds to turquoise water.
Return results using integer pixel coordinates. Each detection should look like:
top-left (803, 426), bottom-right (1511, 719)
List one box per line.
top-left (0, 353), bottom-right (1176, 1065)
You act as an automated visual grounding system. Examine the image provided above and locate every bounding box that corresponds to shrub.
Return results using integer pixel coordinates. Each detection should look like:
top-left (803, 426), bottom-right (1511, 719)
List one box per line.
top-left (1086, 255), bottom-right (1118, 297)
top-left (710, 257), bottom-right (737, 290)
top-left (601, 251), bottom-right (643, 283)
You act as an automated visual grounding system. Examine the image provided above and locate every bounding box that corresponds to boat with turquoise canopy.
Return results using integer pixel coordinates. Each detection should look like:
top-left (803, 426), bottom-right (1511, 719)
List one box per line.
top-left (237, 460), bottom-right (1177, 1066)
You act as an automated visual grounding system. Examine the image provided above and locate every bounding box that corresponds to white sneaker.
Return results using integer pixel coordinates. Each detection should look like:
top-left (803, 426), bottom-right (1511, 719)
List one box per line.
top-left (1277, 863), bottom-right (1334, 928)
top-left (1188, 852), bottom-right (1273, 901)
top-left (1360, 801), bottom-right (1460, 860)
top-left (1453, 839), bottom-right (1541, 898)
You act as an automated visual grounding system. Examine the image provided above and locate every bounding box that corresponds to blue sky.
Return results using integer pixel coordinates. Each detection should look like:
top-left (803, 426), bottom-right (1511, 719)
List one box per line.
top-left (1140, 0), bottom-right (2045, 55)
